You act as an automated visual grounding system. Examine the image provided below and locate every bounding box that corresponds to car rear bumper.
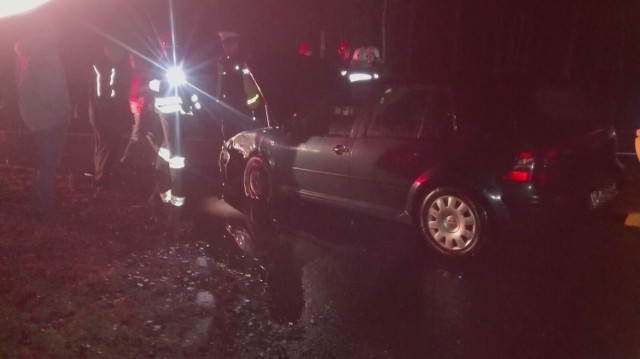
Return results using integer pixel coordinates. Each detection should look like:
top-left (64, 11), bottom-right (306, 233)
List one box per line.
top-left (504, 180), bottom-right (623, 227)
top-left (488, 162), bottom-right (625, 232)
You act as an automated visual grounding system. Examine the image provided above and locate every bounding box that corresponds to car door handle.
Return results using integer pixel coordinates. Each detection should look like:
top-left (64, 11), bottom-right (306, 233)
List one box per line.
top-left (333, 144), bottom-right (350, 155)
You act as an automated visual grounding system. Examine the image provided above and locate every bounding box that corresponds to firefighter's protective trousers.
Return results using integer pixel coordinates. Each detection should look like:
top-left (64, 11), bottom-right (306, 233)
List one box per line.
top-left (156, 111), bottom-right (185, 207)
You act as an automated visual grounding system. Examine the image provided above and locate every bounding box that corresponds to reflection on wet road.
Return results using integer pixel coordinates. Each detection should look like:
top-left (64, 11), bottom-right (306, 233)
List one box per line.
top-left (195, 196), bottom-right (640, 358)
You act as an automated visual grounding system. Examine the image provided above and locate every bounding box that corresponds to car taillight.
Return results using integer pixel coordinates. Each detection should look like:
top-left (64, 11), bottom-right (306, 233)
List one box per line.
top-left (504, 151), bottom-right (557, 183)
top-left (505, 152), bottom-right (534, 182)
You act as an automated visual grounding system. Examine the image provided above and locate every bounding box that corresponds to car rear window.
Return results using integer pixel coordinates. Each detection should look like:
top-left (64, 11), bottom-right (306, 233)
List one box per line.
top-left (455, 85), bottom-right (609, 142)
top-left (517, 87), bottom-right (604, 135)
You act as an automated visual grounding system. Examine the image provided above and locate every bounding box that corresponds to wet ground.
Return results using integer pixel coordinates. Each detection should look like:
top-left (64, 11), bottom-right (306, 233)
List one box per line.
top-left (1, 131), bottom-right (640, 358)
top-left (194, 160), bottom-right (640, 358)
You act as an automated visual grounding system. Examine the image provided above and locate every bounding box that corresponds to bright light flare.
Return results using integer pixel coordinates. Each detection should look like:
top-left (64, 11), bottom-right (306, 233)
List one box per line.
top-left (166, 66), bottom-right (186, 87)
top-left (82, 0), bottom-right (265, 125)
top-left (0, 0), bottom-right (51, 19)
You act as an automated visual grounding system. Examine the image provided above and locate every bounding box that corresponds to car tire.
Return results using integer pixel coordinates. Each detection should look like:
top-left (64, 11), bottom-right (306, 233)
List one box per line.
top-left (243, 156), bottom-right (273, 202)
top-left (417, 188), bottom-right (488, 257)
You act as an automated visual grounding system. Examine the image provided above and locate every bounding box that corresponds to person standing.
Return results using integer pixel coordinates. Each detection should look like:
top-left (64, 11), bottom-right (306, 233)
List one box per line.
top-left (14, 28), bottom-right (71, 219)
top-left (148, 34), bottom-right (201, 211)
top-left (214, 31), bottom-right (264, 141)
top-left (88, 41), bottom-right (132, 192)
top-left (120, 53), bottom-right (158, 169)
top-left (347, 46), bottom-right (385, 78)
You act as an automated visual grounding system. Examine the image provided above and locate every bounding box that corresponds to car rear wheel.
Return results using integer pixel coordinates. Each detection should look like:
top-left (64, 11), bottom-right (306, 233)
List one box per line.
top-left (243, 156), bottom-right (273, 202)
top-left (418, 188), bottom-right (487, 257)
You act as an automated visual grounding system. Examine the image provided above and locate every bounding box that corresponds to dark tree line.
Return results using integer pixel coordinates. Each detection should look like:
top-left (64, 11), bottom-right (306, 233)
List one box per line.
top-left (209, 0), bottom-right (636, 91)
top-left (2, 0), bottom-right (639, 131)
top-left (381, 0), bottom-right (633, 87)
top-left (249, 0), bottom-right (638, 125)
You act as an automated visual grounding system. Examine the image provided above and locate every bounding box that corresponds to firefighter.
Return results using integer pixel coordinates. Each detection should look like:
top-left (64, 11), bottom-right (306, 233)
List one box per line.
top-left (88, 41), bottom-right (132, 192)
top-left (214, 31), bottom-right (263, 141)
top-left (148, 35), bottom-right (201, 212)
top-left (342, 46), bottom-right (386, 83)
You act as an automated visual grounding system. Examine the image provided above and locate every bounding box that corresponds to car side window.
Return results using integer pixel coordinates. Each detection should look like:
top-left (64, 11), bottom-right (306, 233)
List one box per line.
top-left (423, 91), bottom-right (454, 138)
top-left (299, 94), bottom-right (358, 137)
top-left (367, 88), bottom-right (428, 139)
top-left (328, 105), bottom-right (356, 136)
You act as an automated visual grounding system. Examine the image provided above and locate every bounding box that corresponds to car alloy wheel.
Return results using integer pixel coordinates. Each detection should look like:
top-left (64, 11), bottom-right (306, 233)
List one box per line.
top-left (243, 156), bottom-right (273, 202)
top-left (418, 189), bottom-right (485, 257)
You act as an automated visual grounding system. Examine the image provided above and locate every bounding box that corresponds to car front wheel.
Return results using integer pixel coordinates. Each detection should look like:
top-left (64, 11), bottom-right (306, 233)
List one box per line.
top-left (417, 188), bottom-right (487, 257)
top-left (243, 156), bottom-right (273, 202)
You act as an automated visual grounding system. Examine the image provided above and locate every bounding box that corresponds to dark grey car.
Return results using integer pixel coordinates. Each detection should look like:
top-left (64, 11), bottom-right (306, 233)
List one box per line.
top-left (219, 83), bottom-right (624, 258)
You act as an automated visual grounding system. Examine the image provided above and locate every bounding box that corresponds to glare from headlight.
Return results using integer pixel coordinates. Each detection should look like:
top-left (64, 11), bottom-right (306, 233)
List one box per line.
top-left (167, 66), bottom-right (186, 87)
top-left (0, 0), bottom-right (50, 18)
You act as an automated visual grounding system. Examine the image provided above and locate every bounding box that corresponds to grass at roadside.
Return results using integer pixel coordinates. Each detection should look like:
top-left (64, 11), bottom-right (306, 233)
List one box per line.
top-left (0, 167), bottom-right (287, 358)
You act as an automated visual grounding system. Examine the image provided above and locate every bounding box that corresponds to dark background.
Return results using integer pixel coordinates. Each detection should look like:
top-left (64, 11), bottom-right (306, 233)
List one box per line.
top-left (1, 0), bottom-right (640, 134)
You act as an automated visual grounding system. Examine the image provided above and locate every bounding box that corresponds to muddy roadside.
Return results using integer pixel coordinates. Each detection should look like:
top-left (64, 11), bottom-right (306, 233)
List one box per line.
top-left (0, 165), bottom-right (296, 358)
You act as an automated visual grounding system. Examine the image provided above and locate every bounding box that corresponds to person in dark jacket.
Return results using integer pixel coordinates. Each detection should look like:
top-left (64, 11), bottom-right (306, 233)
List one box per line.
top-left (14, 27), bottom-right (71, 218)
top-left (88, 41), bottom-right (132, 192)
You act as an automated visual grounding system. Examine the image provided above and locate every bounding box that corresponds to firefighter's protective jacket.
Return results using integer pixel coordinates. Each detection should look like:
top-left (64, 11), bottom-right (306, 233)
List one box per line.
top-left (215, 54), bottom-right (261, 115)
top-left (89, 57), bottom-right (131, 109)
top-left (149, 68), bottom-right (200, 116)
